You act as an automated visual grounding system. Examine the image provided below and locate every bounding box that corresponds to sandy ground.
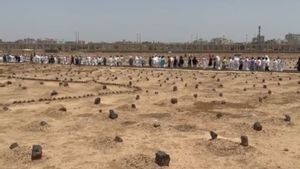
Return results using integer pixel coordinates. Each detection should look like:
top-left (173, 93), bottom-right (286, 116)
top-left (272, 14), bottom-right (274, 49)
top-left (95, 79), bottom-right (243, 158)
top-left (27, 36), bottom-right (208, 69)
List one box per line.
top-left (0, 63), bottom-right (300, 169)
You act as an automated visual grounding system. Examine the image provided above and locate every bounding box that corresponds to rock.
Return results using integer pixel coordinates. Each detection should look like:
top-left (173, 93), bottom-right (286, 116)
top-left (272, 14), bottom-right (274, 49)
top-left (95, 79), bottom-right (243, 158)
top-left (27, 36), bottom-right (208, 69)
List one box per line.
top-left (114, 136), bottom-right (123, 143)
top-left (240, 136), bottom-right (248, 146)
top-left (258, 97), bottom-right (263, 103)
top-left (219, 93), bottom-right (223, 97)
top-left (136, 95), bottom-right (140, 100)
top-left (210, 131), bottom-right (218, 140)
top-left (263, 85), bottom-right (267, 89)
top-left (155, 151), bottom-right (170, 167)
top-left (63, 82), bottom-right (69, 87)
top-left (109, 110), bottom-right (118, 119)
top-left (195, 84), bottom-right (198, 89)
top-left (103, 85), bottom-right (107, 90)
top-left (193, 94), bottom-right (198, 98)
top-left (3, 106), bottom-right (9, 111)
top-left (31, 145), bottom-right (43, 160)
top-left (170, 98), bottom-right (178, 104)
top-left (216, 113), bottom-right (223, 118)
top-left (51, 90), bottom-right (58, 96)
top-left (173, 86), bottom-right (178, 92)
top-left (131, 104), bottom-right (136, 109)
top-left (9, 142), bottom-right (19, 149)
top-left (153, 120), bottom-right (161, 128)
top-left (284, 115), bottom-right (291, 122)
top-left (0, 83), bottom-right (5, 87)
top-left (253, 122), bottom-right (263, 131)
top-left (40, 121), bottom-right (48, 126)
top-left (6, 81), bottom-right (12, 85)
top-left (58, 106), bottom-right (67, 112)
top-left (94, 97), bottom-right (101, 105)
top-left (268, 90), bottom-right (272, 95)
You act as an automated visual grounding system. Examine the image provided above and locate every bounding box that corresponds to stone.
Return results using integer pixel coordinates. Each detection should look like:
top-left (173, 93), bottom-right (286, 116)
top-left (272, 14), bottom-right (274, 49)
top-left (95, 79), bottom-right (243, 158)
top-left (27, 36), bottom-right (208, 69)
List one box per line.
top-left (170, 98), bottom-right (178, 104)
top-left (63, 82), bottom-right (69, 87)
top-left (131, 104), bottom-right (136, 109)
top-left (216, 113), bottom-right (223, 118)
top-left (173, 86), bottom-right (178, 92)
top-left (109, 110), bottom-right (118, 119)
top-left (284, 115), bottom-right (291, 122)
top-left (153, 120), bottom-right (161, 128)
top-left (193, 94), bottom-right (198, 98)
top-left (59, 106), bottom-right (67, 112)
top-left (40, 121), bottom-right (48, 126)
top-left (253, 122), bottom-right (262, 131)
top-left (155, 151), bottom-right (170, 167)
top-left (51, 90), bottom-right (58, 96)
top-left (94, 97), bottom-right (101, 105)
top-left (136, 95), bottom-right (140, 100)
top-left (210, 131), bottom-right (218, 140)
top-left (31, 145), bottom-right (43, 160)
top-left (240, 136), bottom-right (248, 146)
top-left (3, 106), bottom-right (9, 111)
top-left (9, 142), bottom-right (19, 149)
top-left (114, 136), bottom-right (123, 143)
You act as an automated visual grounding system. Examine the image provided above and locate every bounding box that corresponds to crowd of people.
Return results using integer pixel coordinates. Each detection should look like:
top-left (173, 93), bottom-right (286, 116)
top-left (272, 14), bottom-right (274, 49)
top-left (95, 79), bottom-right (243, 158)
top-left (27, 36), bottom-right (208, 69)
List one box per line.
top-left (1, 54), bottom-right (299, 72)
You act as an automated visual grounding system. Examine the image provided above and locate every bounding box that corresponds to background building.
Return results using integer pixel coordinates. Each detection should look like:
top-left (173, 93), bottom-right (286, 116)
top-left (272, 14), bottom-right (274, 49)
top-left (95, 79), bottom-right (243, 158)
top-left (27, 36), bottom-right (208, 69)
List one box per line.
top-left (285, 33), bottom-right (300, 45)
top-left (252, 26), bottom-right (265, 44)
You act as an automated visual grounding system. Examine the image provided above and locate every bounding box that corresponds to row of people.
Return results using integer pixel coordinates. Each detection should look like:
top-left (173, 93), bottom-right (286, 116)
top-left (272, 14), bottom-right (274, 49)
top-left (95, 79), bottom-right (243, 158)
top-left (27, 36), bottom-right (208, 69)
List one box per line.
top-left (0, 54), bottom-right (295, 72)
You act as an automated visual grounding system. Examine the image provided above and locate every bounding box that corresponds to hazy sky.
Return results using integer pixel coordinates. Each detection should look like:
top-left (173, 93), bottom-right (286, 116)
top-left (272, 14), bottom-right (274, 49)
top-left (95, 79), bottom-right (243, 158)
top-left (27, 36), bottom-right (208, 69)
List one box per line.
top-left (0, 0), bottom-right (299, 42)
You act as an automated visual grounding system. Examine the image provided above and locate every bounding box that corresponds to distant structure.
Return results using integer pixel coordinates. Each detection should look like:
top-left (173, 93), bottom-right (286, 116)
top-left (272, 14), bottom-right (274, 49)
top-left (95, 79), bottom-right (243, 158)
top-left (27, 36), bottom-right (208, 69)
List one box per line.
top-left (252, 26), bottom-right (265, 44)
top-left (210, 37), bottom-right (233, 45)
top-left (1, 27), bottom-right (300, 53)
top-left (285, 33), bottom-right (300, 45)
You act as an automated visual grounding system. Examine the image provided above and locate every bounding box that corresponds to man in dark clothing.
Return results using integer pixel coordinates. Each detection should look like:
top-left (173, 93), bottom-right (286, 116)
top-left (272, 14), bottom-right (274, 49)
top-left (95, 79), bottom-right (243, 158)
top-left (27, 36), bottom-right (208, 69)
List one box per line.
top-left (179, 56), bottom-right (184, 68)
top-left (71, 56), bottom-right (74, 65)
top-left (174, 57), bottom-right (178, 68)
top-left (192, 57), bottom-right (198, 68)
top-left (188, 57), bottom-right (192, 67)
top-left (297, 57), bottom-right (300, 71)
top-left (103, 57), bottom-right (107, 66)
top-left (167, 56), bottom-right (171, 68)
top-left (149, 56), bottom-right (153, 67)
top-left (208, 55), bottom-right (212, 67)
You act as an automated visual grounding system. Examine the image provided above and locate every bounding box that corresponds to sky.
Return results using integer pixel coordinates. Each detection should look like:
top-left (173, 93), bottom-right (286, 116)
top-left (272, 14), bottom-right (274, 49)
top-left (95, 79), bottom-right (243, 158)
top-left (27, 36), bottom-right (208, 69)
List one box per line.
top-left (0, 0), bottom-right (299, 42)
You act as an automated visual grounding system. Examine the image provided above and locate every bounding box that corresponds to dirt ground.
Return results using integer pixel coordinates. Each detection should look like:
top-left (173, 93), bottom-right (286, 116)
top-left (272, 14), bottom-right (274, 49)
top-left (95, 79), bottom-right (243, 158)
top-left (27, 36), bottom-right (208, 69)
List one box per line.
top-left (0, 62), bottom-right (300, 169)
